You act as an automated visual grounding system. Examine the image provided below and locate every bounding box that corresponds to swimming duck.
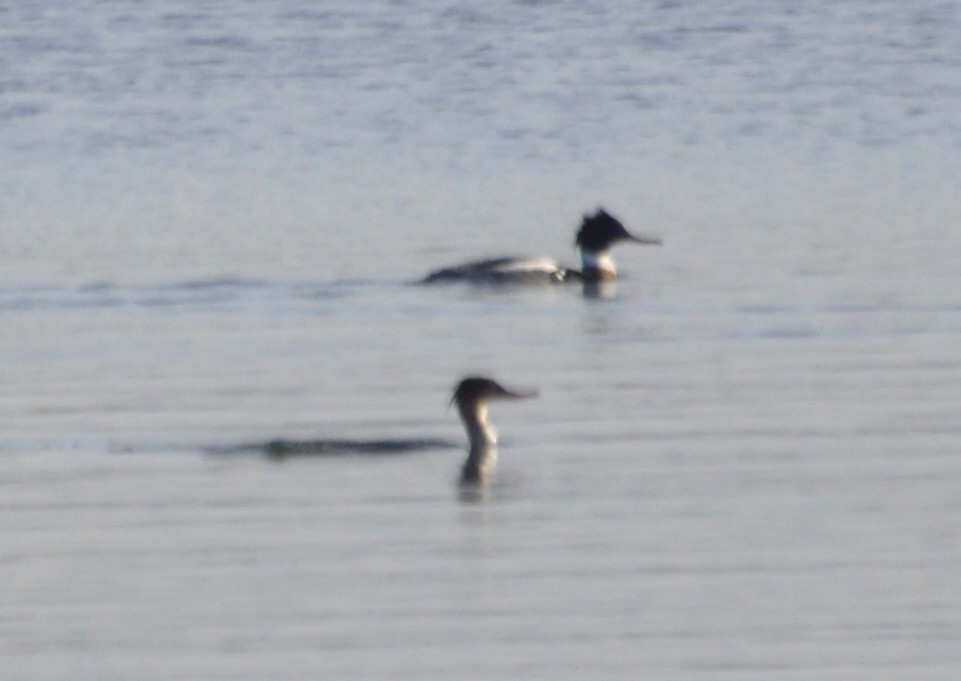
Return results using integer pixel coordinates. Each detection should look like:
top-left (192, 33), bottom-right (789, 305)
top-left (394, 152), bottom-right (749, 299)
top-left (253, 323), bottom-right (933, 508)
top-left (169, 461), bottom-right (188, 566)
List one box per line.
top-left (451, 376), bottom-right (537, 484)
top-left (422, 208), bottom-right (661, 285)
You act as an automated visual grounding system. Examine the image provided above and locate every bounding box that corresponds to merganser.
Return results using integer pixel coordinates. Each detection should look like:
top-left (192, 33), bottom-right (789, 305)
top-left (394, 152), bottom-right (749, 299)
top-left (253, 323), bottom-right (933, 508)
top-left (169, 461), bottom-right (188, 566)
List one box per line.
top-left (422, 208), bottom-right (661, 284)
top-left (452, 376), bottom-right (537, 484)
top-left (212, 377), bottom-right (534, 476)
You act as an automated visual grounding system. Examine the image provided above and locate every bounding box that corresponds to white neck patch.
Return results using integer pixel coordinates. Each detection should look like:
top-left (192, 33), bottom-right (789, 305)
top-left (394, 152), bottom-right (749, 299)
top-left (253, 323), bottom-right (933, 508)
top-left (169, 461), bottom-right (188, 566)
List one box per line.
top-left (581, 249), bottom-right (615, 274)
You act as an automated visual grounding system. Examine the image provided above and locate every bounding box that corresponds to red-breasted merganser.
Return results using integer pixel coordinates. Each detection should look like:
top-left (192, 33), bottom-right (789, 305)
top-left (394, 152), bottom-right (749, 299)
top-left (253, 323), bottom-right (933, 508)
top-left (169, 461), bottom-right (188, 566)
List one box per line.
top-left (452, 376), bottom-right (537, 484)
top-left (422, 208), bottom-right (661, 284)
top-left (214, 378), bottom-right (534, 475)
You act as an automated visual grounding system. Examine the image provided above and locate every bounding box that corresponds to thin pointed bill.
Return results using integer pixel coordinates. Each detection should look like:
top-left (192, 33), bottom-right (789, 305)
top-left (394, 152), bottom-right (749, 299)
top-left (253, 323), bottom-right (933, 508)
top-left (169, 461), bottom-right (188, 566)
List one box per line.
top-left (495, 385), bottom-right (539, 400)
top-left (626, 232), bottom-right (663, 246)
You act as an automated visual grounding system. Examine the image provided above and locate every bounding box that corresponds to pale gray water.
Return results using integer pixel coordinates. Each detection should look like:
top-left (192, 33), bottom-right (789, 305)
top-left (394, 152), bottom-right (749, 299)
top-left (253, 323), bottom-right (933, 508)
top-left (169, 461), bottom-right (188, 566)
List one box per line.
top-left (2, 2), bottom-right (961, 679)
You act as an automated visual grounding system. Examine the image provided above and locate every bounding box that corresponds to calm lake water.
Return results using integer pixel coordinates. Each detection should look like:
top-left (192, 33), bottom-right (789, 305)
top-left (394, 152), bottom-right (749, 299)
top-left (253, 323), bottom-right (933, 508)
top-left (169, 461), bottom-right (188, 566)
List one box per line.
top-left (2, 2), bottom-right (960, 679)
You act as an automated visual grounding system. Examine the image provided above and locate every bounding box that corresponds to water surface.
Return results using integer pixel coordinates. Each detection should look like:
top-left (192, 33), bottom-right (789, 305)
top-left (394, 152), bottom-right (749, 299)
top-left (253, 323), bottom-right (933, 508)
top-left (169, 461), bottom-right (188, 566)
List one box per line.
top-left (2, 1), bottom-right (960, 679)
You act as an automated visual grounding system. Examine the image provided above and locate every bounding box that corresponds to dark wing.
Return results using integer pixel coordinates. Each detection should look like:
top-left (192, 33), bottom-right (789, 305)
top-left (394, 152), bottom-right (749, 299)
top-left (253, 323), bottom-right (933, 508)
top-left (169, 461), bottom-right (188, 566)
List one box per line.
top-left (421, 257), bottom-right (520, 283)
top-left (421, 257), bottom-right (571, 284)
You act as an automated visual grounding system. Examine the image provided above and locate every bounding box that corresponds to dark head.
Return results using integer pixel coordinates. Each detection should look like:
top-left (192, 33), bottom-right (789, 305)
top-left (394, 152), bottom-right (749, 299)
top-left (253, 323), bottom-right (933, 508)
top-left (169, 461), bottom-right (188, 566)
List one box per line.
top-left (572, 208), bottom-right (662, 281)
top-left (575, 208), bottom-right (661, 252)
top-left (451, 376), bottom-right (537, 409)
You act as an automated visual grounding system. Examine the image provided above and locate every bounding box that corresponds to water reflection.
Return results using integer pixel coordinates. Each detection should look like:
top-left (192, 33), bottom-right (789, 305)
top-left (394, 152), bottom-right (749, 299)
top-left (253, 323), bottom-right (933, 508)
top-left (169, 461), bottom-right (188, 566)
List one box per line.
top-left (582, 279), bottom-right (618, 300)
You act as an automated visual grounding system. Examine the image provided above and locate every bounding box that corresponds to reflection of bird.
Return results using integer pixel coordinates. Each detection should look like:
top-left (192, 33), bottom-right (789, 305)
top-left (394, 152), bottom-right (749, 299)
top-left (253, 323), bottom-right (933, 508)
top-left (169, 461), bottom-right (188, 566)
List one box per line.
top-left (422, 208), bottom-right (661, 284)
top-left (452, 376), bottom-right (537, 485)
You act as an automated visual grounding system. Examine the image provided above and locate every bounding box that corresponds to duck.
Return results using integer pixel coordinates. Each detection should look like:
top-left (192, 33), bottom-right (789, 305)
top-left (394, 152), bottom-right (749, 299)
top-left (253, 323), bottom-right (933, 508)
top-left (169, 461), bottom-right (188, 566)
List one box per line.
top-left (214, 377), bottom-right (534, 483)
top-left (451, 376), bottom-right (537, 485)
top-left (421, 208), bottom-right (661, 285)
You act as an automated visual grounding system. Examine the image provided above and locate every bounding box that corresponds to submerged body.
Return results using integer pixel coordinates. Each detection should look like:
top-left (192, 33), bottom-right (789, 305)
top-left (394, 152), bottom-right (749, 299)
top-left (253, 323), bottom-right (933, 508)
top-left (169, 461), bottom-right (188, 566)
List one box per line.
top-left (451, 376), bottom-right (537, 484)
top-left (218, 377), bottom-right (534, 483)
top-left (216, 437), bottom-right (456, 459)
top-left (422, 208), bottom-right (661, 285)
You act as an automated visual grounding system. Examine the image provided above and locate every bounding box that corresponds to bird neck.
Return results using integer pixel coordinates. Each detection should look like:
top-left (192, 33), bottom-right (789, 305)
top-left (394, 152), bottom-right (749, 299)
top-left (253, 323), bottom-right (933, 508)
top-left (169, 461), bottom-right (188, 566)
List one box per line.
top-left (580, 249), bottom-right (616, 280)
top-left (458, 401), bottom-right (499, 484)
top-left (459, 401), bottom-right (496, 449)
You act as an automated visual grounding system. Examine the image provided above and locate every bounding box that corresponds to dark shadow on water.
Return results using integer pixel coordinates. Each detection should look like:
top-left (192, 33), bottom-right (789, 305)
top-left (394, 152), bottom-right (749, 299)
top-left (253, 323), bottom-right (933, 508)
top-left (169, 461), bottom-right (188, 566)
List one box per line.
top-left (214, 438), bottom-right (457, 461)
